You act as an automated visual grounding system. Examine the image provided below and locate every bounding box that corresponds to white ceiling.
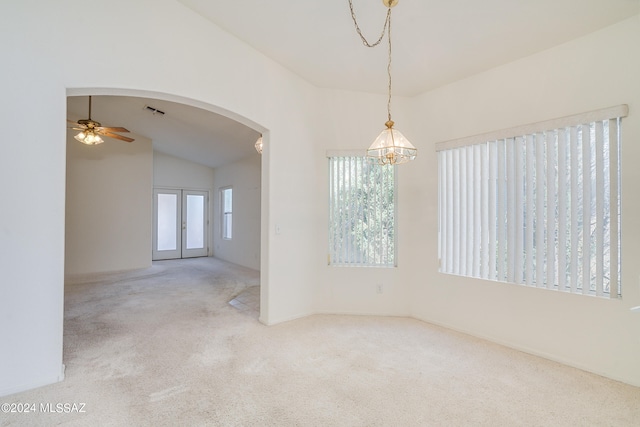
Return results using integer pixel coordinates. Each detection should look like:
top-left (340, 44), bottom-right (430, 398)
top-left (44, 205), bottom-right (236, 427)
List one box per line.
top-left (179, 0), bottom-right (639, 96)
top-left (67, 96), bottom-right (261, 169)
top-left (68, 1), bottom-right (639, 168)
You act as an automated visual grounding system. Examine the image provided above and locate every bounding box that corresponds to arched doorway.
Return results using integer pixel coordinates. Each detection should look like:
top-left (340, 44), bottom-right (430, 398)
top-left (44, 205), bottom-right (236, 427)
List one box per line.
top-left (65, 88), bottom-right (269, 322)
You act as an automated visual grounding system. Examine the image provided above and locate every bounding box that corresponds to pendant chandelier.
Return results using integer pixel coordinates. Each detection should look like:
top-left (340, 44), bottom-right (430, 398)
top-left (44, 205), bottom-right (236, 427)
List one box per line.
top-left (348, 0), bottom-right (417, 165)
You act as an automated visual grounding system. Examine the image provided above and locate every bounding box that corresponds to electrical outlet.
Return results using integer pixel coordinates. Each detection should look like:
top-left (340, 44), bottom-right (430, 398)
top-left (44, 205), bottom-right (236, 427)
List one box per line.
top-left (376, 283), bottom-right (383, 294)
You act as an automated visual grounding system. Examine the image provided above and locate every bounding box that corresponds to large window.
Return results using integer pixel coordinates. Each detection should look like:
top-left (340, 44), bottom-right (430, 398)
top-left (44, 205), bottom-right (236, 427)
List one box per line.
top-left (221, 187), bottom-right (232, 240)
top-left (437, 106), bottom-right (627, 298)
top-left (328, 153), bottom-right (396, 267)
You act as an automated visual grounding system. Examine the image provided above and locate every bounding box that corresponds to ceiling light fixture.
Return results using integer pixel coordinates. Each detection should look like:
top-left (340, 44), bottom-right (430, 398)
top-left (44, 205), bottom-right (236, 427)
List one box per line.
top-left (348, 0), bottom-right (417, 165)
top-left (74, 129), bottom-right (104, 145)
top-left (255, 135), bottom-right (263, 154)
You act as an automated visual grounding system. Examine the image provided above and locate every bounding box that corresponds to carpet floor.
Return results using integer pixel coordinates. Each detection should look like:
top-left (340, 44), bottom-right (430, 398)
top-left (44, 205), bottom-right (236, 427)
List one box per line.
top-left (2, 257), bottom-right (639, 426)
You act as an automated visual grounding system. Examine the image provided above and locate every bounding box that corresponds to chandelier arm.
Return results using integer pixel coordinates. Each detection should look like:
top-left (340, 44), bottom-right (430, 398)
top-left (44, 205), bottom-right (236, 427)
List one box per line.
top-left (348, 0), bottom-right (391, 48)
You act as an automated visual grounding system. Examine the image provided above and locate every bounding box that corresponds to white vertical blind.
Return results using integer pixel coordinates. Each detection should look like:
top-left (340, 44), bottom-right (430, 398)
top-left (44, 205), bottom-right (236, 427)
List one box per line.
top-left (453, 150), bottom-right (461, 274)
top-left (569, 126), bottom-right (580, 293)
top-left (328, 154), bottom-right (396, 267)
top-left (546, 130), bottom-right (556, 290)
top-left (514, 137), bottom-right (525, 284)
top-left (481, 145), bottom-right (489, 278)
top-left (497, 139), bottom-right (507, 282)
top-left (595, 121), bottom-right (605, 296)
top-left (460, 148), bottom-right (468, 276)
top-left (525, 134), bottom-right (535, 286)
top-left (473, 145), bottom-right (482, 278)
top-left (466, 146), bottom-right (475, 275)
top-left (581, 123), bottom-right (591, 295)
top-left (557, 128), bottom-right (568, 291)
top-left (436, 105), bottom-right (626, 298)
top-left (608, 118), bottom-right (620, 297)
top-left (488, 142), bottom-right (497, 280)
top-left (535, 132), bottom-right (545, 287)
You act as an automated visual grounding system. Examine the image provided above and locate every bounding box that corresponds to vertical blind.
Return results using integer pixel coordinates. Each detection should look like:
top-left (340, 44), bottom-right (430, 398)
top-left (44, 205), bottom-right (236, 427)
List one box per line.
top-left (328, 153), bottom-right (396, 267)
top-left (436, 105), bottom-right (627, 297)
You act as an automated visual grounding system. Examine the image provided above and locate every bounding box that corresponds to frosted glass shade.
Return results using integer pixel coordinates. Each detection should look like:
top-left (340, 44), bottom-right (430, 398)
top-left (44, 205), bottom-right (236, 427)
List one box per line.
top-left (255, 136), bottom-right (263, 154)
top-left (74, 130), bottom-right (103, 145)
top-left (367, 121), bottom-right (417, 165)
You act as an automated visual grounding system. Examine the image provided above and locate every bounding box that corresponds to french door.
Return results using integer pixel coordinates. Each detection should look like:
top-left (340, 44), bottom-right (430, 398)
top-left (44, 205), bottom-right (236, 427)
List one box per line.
top-left (153, 189), bottom-right (208, 260)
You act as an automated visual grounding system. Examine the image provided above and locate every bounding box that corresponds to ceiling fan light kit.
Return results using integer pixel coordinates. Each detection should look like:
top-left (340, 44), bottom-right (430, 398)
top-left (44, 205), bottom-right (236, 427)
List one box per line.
top-left (348, 0), bottom-right (417, 165)
top-left (69, 96), bottom-right (135, 145)
top-left (74, 130), bottom-right (104, 145)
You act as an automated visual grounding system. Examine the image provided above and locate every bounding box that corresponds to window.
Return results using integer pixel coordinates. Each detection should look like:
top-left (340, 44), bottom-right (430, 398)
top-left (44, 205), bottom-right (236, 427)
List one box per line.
top-left (328, 153), bottom-right (396, 267)
top-left (221, 187), bottom-right (232, 240)
top-left (437, 105), bottom-right (627, 298)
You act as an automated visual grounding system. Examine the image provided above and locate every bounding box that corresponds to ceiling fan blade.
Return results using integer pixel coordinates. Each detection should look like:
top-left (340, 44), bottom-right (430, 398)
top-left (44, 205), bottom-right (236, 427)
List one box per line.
top-left (96, 126), bottom-right (130, 133)
top-left (99, 131), bottom-right (135, 143)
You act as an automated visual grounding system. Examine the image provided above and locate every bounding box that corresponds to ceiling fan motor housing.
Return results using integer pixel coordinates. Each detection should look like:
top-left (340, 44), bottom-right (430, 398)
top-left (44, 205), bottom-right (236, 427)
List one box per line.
top-left (77, 119), bottom-right (101, 128)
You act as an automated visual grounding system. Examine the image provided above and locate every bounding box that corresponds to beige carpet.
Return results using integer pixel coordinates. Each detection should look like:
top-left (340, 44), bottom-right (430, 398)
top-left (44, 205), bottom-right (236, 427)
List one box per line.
top-left (2, 257), bottom-right (639, 426)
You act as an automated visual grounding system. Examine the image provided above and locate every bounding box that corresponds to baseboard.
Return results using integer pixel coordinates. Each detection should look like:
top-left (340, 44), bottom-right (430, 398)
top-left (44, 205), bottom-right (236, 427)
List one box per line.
top-left (260, 311), bottom-right (317, 326)
top-left (0, 365), bottom-right (65, 397)
top-left (314, 310), bottom-right (411, 318)
top-left (262, 309), bottom-right (409, 325)
top-left (410, 313), bottom-right (640, 388)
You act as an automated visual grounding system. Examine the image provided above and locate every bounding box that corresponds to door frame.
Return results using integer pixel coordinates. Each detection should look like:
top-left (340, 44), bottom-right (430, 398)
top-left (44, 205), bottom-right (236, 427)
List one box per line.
top-left (152, 188), bottom-right (209, 260)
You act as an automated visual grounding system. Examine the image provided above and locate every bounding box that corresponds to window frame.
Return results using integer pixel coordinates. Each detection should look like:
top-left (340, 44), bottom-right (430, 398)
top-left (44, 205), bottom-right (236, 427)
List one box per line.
top-left (436, 105), bottom-right (627, 298)
top-left (220, 186), bottom-right (233, 240)
top-left (327, 151), bottom-right (398, 268)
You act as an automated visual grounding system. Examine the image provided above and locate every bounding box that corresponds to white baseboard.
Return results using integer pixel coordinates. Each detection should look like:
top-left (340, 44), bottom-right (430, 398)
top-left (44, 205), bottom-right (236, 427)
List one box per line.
top-left (0, 366), bottom-right (65, 397)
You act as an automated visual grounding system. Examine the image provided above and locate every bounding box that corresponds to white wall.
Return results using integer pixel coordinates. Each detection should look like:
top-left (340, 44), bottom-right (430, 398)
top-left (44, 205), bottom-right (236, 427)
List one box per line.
top-left (0, 0), bottom-right (320, 396)
top-left (313, 89), bottom-right (413, 316)
top-left (154, 150), bottom-right (215, 190)
top-left (65, 132), bottom-right (153, 276)
top-left (402, 16), bottom-right (640, 386)
top-left (212, 155), bottom-right (261, 270)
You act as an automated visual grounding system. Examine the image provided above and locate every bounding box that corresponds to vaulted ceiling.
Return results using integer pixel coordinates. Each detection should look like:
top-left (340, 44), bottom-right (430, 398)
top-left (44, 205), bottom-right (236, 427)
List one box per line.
top-left (67, 95), bottom-right (260, 169)
top-left (179, 0), bottom-right (639, 96)
top-left (68, 1), bottom-right (639, 168)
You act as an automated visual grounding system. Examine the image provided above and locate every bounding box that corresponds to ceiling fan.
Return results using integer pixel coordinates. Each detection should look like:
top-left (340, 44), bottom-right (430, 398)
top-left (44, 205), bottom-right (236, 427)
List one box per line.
top-left (68, 96), bottom-right (134, 145)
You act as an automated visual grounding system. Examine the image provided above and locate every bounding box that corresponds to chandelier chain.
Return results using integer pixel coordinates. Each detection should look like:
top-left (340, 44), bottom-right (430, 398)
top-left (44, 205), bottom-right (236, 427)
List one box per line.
top-left (386, 11), bottom-right (392, 123)
top-left (347, 0), bottom-right (394, 122)
top-left (348, 0), bottom-right (391, 48)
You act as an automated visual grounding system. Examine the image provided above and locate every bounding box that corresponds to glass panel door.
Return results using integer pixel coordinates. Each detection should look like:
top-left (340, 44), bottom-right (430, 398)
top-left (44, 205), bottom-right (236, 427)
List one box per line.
top-left (153, 189), bottom-right (182, 260)
top-left (153, 189), bottom-right (208, 260)
top-left (182, 191), bottom-right (208, 258)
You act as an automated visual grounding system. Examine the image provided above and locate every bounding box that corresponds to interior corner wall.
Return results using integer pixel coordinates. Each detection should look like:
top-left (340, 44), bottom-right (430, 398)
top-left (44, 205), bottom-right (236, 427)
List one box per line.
top-left (404, 15), bottom-right (640, 386)
top-left (212, 154), bottom-right (261, 271)
top-left (65, 131), bottom-right (153, 276)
